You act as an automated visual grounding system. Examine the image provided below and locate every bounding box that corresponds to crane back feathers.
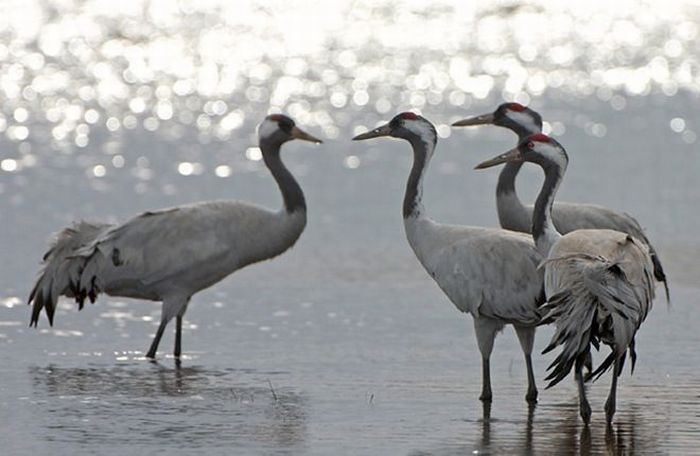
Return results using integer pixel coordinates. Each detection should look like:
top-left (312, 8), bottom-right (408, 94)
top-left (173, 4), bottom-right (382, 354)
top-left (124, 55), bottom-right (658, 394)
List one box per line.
top-left (498, 198), bottom-right (670, 302)
top-left (28, 202), bottom-right (306, 327)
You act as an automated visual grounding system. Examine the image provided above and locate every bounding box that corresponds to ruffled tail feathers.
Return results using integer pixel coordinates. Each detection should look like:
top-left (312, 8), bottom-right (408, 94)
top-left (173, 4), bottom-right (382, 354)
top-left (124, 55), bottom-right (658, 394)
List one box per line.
top-left (537, 251), bottom-right (646, 389)
top-left (27, 222), bottom-right (107, 327)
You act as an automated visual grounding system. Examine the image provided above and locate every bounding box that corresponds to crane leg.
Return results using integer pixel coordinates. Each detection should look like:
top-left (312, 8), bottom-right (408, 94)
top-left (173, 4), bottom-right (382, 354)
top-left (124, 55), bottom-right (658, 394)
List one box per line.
top-left (174, 316), bottom-right (183, 365)
top-left (575, 354), bottom-right (591, 424)
top-left (480, 357), bottom-right (492, 402)
top-left (173, 298), bottom-right (190, 366)
top-left (605, 357), bottom-right (621, 424)
top-left (146, 319), bottom-right (168, 360)
top-left (515, 325), bottom-right (538, 403)
top-left (474, 319), bottom-right (498, 403)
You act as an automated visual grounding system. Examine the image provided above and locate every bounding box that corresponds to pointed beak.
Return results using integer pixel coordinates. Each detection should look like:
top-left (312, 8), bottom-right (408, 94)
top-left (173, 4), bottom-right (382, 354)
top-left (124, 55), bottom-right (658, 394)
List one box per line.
top-left (474, 147), bottom-right (522, 170)
top-left (352, 123), bottom-right (392, 141)
top-left (291, 126), bottom-right (323, 144)
top-left (452, 113), bottom-right (495, 127)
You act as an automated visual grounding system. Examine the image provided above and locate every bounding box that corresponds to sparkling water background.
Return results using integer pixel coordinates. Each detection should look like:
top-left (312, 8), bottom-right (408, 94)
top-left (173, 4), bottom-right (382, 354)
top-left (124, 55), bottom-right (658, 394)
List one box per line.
top-left (1, 1), bottom-right (699, 454)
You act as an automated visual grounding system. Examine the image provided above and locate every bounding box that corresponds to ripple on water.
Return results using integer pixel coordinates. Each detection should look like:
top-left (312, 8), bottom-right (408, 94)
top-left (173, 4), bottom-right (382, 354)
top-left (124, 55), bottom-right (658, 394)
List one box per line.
top-left (26, 364), bottom-right (308, 451)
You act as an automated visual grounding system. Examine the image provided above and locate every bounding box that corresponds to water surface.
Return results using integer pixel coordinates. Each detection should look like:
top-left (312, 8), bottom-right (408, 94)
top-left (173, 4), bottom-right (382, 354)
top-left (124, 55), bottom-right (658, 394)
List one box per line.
top-left (1, 1), bottom-right (699, 454)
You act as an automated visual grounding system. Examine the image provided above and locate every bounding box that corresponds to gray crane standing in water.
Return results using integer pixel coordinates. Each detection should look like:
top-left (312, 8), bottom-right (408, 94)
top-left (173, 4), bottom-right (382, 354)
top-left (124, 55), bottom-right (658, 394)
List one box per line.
top-left (354, 113), bottom-right (544, 403)
top-left (452, 103), bottom-right (669, 301)
top-left (29, 114), bottom-right (322, 362)
top-left (476, 133), bottom-right (655, 424)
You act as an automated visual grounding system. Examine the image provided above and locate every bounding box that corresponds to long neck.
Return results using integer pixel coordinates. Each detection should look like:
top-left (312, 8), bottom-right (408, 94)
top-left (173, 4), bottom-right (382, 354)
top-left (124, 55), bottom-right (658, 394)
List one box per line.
top-left (532, 161), bottom-right (563, 256)
top-left (496, 127), bottom-right (537, 228)
top-left (260, 140), bottom-right (306, 214)
top-left (403, 136), bottom-right (434, 219)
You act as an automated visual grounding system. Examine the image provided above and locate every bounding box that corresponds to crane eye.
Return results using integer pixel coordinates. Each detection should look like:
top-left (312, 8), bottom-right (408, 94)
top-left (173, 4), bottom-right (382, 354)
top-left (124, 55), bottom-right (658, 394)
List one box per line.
top-left (527, 142), bottom-right (534, 149)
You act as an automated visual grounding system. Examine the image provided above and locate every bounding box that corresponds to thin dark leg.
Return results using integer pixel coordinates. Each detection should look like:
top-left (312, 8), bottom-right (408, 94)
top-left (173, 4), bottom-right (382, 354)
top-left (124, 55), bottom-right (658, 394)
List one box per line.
top-left (146, 319), bottom-right (168, 359)
top-left (575, 355), bottom-right (591, 424)
top-left (480, 357), bottom-right (492, 403)
top-left (174, 316), bottom-right (182, 365)
top-left (605, 357), bottom-right (620, 423)
top-left (524, 353), bottom-right (538, 403)
top-left (515, 326), bottom-right (537, 403)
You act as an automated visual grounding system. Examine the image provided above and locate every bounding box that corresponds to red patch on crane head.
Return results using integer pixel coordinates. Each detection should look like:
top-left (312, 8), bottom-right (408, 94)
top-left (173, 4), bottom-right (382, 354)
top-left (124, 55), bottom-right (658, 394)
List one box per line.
top-left (401, 112), bottom-right (419, 120)
top-left (530, 133), bottom-right (551, 142)
top-left (268, 114), bottom-right (285, 122)
top-left (507, 103), bottom-right (525, 112)
top-left (526, 133), bottom-right (552, 149)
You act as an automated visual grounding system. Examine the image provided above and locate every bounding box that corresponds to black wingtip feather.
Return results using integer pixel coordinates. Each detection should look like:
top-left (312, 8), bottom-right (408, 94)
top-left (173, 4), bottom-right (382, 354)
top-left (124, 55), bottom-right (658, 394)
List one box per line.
top-left (30, 289), bottom-right (43, 328)
top-left (651, 252), bottom-right (670, 303)
top-left (45, 298), bottom-right (55, 326)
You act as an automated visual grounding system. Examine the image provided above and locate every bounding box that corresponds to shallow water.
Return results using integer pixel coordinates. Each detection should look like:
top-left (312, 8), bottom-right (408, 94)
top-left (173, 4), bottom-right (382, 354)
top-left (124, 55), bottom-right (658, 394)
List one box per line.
top-left (1, 1), bottom-right (700, 454)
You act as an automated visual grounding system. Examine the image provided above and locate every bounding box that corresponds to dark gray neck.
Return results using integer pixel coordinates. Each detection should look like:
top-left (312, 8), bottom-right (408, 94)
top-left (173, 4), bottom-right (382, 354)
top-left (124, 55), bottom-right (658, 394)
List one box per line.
top-left (495, 128), bottom-right (532, 196)
top-left (403, 136), bottom-right (433, 219)
top-left (532, 162), bottom-right (563, 255)
top-left (496, 161), bottom-right (524, 196)
top-left (260, 139), bottom-right (306, 214)
top-left (508, 123), bottom-right (536, 139)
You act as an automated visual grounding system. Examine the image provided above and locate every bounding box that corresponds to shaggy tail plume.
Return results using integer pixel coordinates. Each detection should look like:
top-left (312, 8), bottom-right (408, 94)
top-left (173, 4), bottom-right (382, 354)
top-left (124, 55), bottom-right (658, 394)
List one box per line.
top-left (28, 222), bottom-right (108, 327)
top-left (540, 288), bottom-right (598, 389)
top-left (539, 252), bottom-right (647, 389)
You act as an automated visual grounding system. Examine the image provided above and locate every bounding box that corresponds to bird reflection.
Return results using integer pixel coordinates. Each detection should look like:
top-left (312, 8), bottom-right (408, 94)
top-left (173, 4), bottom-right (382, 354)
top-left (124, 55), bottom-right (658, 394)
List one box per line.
top-left (478, 401), bottom-right (537, 451)
top-left (412, 398), bottom-right (664, 455)
top-left (542, 400), bottom-right (663, 456)
top-left (480, 400), bottom-right (492, 448)
top-left (28, 365), bottom-right (307, 450)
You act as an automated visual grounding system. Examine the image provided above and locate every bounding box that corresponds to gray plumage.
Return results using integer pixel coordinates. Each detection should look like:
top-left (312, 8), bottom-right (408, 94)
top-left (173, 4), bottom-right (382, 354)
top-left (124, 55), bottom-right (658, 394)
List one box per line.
top-left (540, 230), bottom-right (654, 388)
top-left (476, 134), bottom-right (656, 423)
top-left (28, 114), bottom-right (321, 361)
top-left (453, 103), bottom-right (669, 301)
top-left (354, 113), bottom-right (545, 403)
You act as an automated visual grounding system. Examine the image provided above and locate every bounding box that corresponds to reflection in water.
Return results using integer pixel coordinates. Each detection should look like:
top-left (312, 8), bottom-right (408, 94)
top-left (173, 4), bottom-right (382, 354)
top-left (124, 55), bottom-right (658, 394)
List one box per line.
top-left (410, 396), bottom-right (674, 455)
top-left (476, 401), bottom-right (536, 454)
top-left (1, 1), bottom-right (699, 454)
top-left (28, 364), bottom-right (307, 451)
top-left (537, 401), bottom-right (664, 455)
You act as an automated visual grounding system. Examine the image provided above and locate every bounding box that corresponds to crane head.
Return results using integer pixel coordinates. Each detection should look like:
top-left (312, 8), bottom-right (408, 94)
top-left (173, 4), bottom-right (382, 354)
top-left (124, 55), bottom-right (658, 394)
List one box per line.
top-left (352, 112), bottom-right (437, 146)
top-left (452, 102), bottom-right (543, 137)
top-left (258, 114), bottom-right (322, 145)
top-left (474, 133), bottom-right (568, 171)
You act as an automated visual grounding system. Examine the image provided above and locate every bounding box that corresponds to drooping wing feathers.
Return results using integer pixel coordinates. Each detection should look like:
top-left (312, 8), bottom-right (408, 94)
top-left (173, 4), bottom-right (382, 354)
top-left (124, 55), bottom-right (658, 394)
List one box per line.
top-left (539, 230), bottom-right (655, 388)
top-left (28, 221), bottom-right (111, 327)
top-left (540, 288), bottom-right (598, 388)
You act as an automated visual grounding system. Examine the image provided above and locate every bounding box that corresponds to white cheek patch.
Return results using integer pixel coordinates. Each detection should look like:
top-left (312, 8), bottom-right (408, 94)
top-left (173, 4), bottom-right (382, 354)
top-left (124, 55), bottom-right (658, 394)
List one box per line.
top-left (404, 119), bottom-right (436, 146)
top-left (537, 142), bottom-right (568, 170)
top-left (258, 119), bottom-right (278, 140)
top-left (507, 110), bottom-right (540, 133)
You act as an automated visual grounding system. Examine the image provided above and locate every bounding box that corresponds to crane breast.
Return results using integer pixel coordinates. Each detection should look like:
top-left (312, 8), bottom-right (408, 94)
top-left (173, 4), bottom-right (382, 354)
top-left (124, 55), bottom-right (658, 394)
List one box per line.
top-left (410, 222), bottom-right (544, 323)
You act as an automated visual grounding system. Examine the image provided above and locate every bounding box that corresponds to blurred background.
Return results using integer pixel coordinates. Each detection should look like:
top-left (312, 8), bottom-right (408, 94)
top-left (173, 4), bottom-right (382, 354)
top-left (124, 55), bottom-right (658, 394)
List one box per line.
top-left (0, 1), bottom-right (698, 454)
